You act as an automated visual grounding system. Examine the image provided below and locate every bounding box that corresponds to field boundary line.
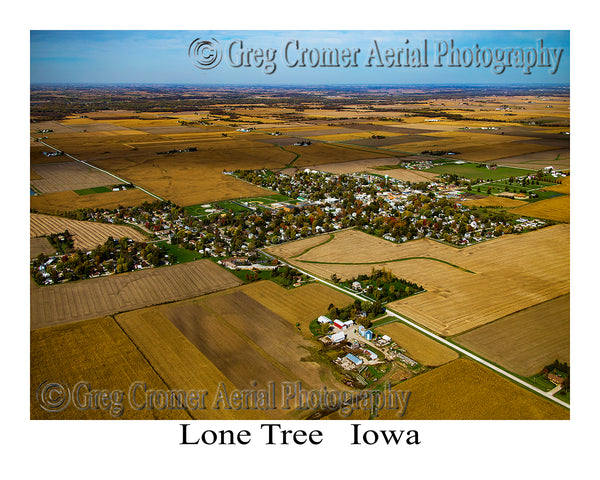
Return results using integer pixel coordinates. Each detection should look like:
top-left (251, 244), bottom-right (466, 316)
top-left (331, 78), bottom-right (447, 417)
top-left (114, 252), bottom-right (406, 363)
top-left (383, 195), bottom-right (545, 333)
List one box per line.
top-left (290, 233), bottom-right (335, 259)
top-left (294, 255), bottom-right (475, 273)
top-left (110, 315), bottom-right (195, 420)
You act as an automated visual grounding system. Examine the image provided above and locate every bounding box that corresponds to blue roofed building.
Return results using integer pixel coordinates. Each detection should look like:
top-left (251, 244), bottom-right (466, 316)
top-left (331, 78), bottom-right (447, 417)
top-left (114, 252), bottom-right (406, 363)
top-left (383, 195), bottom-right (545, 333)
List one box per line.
top-left (345, 353), bottom-right (363, 366)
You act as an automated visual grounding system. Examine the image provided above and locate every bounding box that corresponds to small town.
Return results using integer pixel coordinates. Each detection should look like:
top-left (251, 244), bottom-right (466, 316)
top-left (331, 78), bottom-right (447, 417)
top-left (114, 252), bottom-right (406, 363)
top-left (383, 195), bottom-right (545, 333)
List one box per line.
top-left (37, 166), bottom-right (555, 264)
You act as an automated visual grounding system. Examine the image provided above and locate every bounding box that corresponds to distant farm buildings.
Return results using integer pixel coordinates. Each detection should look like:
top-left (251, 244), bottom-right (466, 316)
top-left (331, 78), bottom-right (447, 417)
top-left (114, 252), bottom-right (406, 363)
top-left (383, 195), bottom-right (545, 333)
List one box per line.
top-left (333, 319), bottom-right (354, 329)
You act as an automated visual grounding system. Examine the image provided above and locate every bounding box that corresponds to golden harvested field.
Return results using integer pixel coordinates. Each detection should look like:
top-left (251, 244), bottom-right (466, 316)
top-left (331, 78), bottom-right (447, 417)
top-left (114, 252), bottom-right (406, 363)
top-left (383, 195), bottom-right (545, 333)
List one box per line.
top-left (161, 290), bottom-right (327, 390)
top-left (269, 228), bottom-right (451, 264)
top-left (30, 213), bottom-right (147, 250)
top-left (30, 161), bottom-right (119, 194)
top-left (268, 225), bottom-right (570, 336)
top-left (33, 126), bottom-right (297, 206)
top-left (87, 142), bottom-right (291, 206)
top-left (30, 237), bottom-right (55, 258)
top-left (311, 131), bottom-right (395, 142)
top-left (114, 309), bottom-right (257, 420)
top-left (304, 157), bottom-right (406, 174)
top-left (287, 143), bottom-right (398, 167)
top-left (546, 175), bottom-right (570, 194)
top-left (452, 143), bottom-right (559, 163)
top-left (31, 144), bottom-right (75, 165)
top-left (30, 168), bottom-right (42, 180)
top-left (385, 131), bottom-right (529, 149)
top-left (493, 149), bottom-right (570, 170)
top-left (373, 359), bottom-right (569, 420)
top-left (30, 260), bottom-right (242, 329)
top-left (376, 321), bottom-right (459, 366)
top-left (114, 280), bottom-right (358, 418)
top-left (31, 188), bottom-right (156, 215)
top-left (510, 195), bottom-right (570, 223)
top-left (459, 195), bottom-right (528, 208)
top-left (31, 317), bottom-right (188, 420)
top-left (453, 295), bottom-right (570, 376)
top-left (365, 167), bottom-right (438, 183)
top-left (239, 281), bottom-right (354, 334)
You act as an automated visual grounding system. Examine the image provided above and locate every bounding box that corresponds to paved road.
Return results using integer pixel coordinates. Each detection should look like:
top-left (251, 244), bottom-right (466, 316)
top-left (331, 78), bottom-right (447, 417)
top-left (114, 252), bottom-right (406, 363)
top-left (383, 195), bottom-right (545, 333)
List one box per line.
top-left (262, 250), bottom-right (570, 410)
top-left (31, 138), bottom-right (165, 202)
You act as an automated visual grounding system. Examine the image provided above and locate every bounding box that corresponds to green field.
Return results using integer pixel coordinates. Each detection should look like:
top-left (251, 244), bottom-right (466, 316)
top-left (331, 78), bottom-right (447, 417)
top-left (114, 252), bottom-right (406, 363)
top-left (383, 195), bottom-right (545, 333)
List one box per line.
top-left (215, 201), bottom-right (251, 213)
top-left (237, 193), bottom-right (296, 204)
top-left (156, 241), bottom-right (204, 264)
top-left (427, 162), bottom-right (533, 180)
top-left (471, 180), bottom-right (564, 202)
top-left (74, 186), bottom-right (112, 195)
top-left (185, 194), bottom-right (297, 217)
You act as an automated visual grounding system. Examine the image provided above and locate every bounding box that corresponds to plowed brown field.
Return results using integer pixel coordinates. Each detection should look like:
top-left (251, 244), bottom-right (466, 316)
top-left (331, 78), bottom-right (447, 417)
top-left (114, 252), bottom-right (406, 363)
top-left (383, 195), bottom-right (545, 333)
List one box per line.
top-left (30, 260), bottom-right (242, 329)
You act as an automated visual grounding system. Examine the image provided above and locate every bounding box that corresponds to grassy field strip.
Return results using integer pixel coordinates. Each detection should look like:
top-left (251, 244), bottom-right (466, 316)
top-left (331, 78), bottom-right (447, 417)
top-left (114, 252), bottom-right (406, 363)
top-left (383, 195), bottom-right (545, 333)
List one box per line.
top-left (261, 248), bottom-right (570, 410)
top-left (290, 234), bottom-right (335, 259)
top-left (279, 145), bottom-right (301, 167)
top-left (295, 255), bottom-right (476, 273)
top-left (33, 137), bottom-right (165, 201)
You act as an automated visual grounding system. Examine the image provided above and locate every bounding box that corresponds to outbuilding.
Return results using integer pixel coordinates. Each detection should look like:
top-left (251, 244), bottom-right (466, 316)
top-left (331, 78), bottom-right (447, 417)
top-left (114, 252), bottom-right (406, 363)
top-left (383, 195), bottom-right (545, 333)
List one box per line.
top-left (345, 353), bottom-right (363, 366)
top-left (330, 332), bottom-right (346, 343)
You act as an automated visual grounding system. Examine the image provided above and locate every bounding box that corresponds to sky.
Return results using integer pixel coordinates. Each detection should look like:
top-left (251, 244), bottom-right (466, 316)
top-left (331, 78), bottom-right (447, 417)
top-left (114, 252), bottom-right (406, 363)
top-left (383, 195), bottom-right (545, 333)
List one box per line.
top-left (30, 30), bottom-right (569, 85)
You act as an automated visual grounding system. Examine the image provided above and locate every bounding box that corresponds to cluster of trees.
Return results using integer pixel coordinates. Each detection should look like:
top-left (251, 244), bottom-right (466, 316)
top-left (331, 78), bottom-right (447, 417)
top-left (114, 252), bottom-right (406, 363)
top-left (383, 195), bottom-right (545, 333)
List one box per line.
top-left (31, 236), bottom-right (165, 285)
top-left (344, 268), bottom-right (423, 303)
top-left (270, 265), bottom-right (305, 287)
top-left (156, 147), bottom-right (197, 155)
top-left (541, 359), bottom-right (570, 392)
top-left (421, 150), bottom-right (460, 156)
top-left (242, 265), bottom-right (305, 288)
top-left (47, 230), bottom-right (74, 254)
top-left (326, 298), bottom-right (386, 328)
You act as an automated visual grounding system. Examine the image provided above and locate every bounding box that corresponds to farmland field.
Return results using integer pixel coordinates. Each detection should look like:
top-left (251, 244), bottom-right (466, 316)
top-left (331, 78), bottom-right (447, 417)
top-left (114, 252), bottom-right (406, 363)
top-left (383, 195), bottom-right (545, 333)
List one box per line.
top-left (30, 188), bottom-right (157, 214)
top-left (492, 148), bottom-right (570, 170)
top-left (268, 225), bottom-right (570, 336)
top-left (453, 294), bottom-right (570, 376)
top-left (304, 157), bottom-right (407, 174)
top-left (510, 194), bottom-right (570, 222)
top-left (376, 321), bottom-right (459, 366)
top-left (30, 161), bottom-right (118, 194)
top-left (30, 260), bottom-right (242, 329)
top-left (30, 237), bottom-right (55, 258)
top-left (458, 195), bottom-right (528, 208)
top-left (367, 167), bottom-right (439, 183)
top-left (370, 359), bottom-right (569, 420)
top-left (163, 291), bottom-right (326, 389)
top-left (30, 213), bottom-right (148, 250)
top-left (114, 309), bottom-right (259, 420)
top-left (426, 162), bottom-right (533, 179)
top-left (114, 280), bottom-right (360, 417)
top-left (31, 316), bottom-right (188, 419)
top-left (239, 281), bottom-right (354, 334)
